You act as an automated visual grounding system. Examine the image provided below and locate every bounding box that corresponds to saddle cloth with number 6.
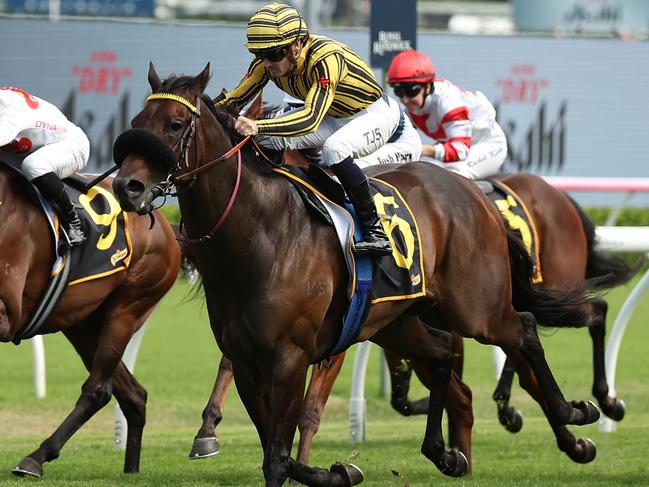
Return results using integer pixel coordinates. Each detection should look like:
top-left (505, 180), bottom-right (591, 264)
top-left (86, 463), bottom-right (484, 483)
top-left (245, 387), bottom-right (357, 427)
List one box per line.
top-left (273, 166), bottom-right (426, 303)
top-left (366, 177), bottom-right (426, 303)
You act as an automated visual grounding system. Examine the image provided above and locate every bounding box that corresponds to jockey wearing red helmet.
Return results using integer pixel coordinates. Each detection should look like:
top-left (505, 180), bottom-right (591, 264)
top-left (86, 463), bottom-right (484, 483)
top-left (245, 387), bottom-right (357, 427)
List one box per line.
top-left (387, 50), bottom-right (507, 180)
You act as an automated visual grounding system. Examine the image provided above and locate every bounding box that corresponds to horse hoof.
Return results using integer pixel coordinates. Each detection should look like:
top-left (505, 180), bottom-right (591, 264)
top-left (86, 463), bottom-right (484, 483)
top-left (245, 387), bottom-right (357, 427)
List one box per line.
top-left (569, 438), bottom-right (597, 464)
top-left (439, 450), bottom-right (469, 477)
top-left (601, 397), bottom-right (626, 421)
top-left (189, 436), bottom-right (220, 459)
top-left (330, 462), bottom-right (364, 486)
top-left (578, 400), bottom-right (601, 424)
top-left (12, 457), bottom-right (43, 478)
top-left (504, 407), bottom-right (524, 433)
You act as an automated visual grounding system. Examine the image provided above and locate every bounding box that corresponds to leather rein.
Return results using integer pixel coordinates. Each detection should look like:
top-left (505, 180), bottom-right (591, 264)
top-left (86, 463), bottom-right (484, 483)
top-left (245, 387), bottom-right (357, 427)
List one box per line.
top-left (145, 93), bottom-right (250, 243)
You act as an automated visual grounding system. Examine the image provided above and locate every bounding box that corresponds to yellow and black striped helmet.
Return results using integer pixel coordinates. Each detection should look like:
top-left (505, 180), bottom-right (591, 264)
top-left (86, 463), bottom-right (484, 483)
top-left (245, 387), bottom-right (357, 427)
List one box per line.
top-left (245, 3), bottom-right (308, 51)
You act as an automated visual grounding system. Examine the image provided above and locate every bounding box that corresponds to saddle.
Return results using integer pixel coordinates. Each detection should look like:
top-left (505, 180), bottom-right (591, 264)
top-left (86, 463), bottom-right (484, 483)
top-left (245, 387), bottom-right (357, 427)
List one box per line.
top-left (2, 164), bottom-right (133, 342)
top-left (273, 163), bottom-right (426, 360)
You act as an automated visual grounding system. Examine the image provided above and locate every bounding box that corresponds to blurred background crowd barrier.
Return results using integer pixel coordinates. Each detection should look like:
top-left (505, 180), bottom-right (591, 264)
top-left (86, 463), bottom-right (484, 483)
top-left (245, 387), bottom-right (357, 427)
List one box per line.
top-left (2, 0), bottom-right (648, 206)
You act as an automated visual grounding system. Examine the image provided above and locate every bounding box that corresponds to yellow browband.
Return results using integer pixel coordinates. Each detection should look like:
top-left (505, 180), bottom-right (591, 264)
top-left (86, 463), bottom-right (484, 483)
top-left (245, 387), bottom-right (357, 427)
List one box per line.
top-left (146, 93), bottom-right (198, 113)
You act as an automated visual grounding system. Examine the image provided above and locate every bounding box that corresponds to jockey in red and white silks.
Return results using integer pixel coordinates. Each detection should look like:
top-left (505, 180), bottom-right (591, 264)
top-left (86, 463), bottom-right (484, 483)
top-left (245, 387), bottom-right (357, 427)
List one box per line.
top-left (387, 50), bottom-right (507, 180)
top-left (0, 87), bottom-right (89, 180)
top-left (0, 87), bottom-right (90, 245)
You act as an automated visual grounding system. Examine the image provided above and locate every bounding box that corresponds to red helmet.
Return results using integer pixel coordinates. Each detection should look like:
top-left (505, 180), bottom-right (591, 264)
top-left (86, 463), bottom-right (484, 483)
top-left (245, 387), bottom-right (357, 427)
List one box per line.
top-left (387, 50), bottom-right (436, 84)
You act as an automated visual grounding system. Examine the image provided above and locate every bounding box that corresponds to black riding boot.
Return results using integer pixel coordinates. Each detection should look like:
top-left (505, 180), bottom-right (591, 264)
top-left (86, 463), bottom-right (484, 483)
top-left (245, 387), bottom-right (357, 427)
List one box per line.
top-left (32, 172), bottom-right (86, 246)
top-left (331, 157), bottom-right (392, 256)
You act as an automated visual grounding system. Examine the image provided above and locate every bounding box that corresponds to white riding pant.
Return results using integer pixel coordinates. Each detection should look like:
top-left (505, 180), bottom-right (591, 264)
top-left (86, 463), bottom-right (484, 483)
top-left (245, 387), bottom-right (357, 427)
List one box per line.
top-left (422, 124), bottom-right (507, 180)
top-left (20, 126), bottom-right (90, 181)
top-left (258, 95), bottom-right (421, 168)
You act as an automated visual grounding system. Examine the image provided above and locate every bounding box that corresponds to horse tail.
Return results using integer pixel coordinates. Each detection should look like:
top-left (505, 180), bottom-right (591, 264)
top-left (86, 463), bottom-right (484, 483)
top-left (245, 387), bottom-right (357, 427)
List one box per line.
top-left (566, 194), bottom-right (644, 289)
top-left (507, 229), bottom-right (591, 327)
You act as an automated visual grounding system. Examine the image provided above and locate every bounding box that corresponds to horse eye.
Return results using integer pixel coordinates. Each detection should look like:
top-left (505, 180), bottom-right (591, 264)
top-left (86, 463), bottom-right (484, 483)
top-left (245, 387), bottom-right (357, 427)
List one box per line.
top-left (169, 121), bottom-right (184, 132)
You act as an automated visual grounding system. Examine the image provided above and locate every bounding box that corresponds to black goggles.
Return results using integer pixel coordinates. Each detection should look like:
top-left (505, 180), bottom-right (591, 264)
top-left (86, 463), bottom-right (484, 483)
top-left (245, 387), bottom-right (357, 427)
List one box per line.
top-left (392, 84), bottom-right (424, 99)
top-left (250, 45), bottom-right (289, 62)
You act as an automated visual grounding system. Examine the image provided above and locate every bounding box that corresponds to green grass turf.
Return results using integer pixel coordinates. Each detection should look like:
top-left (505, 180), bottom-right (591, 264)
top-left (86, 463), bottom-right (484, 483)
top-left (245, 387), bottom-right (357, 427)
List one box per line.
top-left (1, 275), bottom-right (648, 486)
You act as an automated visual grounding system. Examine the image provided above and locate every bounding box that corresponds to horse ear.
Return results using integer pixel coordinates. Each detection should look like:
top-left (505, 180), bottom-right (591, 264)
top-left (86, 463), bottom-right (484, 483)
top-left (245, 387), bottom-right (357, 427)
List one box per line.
top-left (148, 62), bottom-right (163, 92)
top-left (243, 92), bottom-right (263, 120)
top-left (194, 62), bottom-right (211, 93)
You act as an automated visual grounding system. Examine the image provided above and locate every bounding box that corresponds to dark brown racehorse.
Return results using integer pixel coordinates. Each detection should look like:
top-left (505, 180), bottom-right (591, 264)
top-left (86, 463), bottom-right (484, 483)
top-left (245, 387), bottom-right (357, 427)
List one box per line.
top-left (0, 166), bottom-right (180, 478)
top-left (384, 173), bottom-right (641, 430)
top-left (188, 171), bottom-right (635, 470)
top-left (112, 63), bottom-right (599, 486)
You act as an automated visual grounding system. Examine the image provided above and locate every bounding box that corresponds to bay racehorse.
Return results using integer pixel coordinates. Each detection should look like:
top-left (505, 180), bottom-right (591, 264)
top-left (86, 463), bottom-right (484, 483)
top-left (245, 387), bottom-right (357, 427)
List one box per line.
top-left (112, 63), bottom-right (599, 486)
top-left (1, 166), bottom-right (180, 477)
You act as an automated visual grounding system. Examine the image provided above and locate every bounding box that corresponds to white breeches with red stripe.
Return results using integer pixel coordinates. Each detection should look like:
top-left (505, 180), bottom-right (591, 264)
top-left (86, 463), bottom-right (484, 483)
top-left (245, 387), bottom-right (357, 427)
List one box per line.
top-left (21, 126), bottom-right (90, 181)
top-left (422, 123), bottom-right (507, 180)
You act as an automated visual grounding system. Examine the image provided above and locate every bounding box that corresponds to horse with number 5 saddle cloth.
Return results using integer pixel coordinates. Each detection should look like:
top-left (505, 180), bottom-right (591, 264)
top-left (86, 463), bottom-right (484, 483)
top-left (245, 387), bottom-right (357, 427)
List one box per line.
top-left (0, 162), bottom-right (181, 478)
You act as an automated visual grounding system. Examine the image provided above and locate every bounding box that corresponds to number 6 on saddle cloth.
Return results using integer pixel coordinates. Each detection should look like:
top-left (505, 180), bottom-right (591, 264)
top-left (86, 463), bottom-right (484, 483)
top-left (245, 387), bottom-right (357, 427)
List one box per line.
top-left (274, 164), bottom-right (425, 359)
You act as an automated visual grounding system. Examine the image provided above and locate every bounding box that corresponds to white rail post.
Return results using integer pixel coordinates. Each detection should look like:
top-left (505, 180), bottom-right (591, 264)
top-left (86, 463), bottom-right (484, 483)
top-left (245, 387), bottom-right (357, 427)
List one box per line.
top-left (114, 320), bottom-right (149, 450)
top-left (599, 254), bottom-right (649, 432)
top-left (349, 341), bottom-right (372, 444)
top-left (492, 346), bottom-right (507, 378)
top-left (31, 336), bottom-right (46, 398)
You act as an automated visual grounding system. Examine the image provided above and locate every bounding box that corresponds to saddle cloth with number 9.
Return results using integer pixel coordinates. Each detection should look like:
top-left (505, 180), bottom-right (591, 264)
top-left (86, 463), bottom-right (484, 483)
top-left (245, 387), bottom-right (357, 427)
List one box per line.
top-left (63, 174), bottom-right (132, 286)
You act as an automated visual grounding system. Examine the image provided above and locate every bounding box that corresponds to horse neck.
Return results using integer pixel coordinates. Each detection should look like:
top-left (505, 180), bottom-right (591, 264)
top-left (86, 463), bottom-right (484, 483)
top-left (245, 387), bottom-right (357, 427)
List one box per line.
top-left (177, 124), bottom-right (286, 272)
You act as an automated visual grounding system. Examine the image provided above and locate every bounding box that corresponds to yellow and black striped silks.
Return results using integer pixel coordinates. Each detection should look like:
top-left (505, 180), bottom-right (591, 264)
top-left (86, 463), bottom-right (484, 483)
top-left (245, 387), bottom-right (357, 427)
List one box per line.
top-left (219, 35), bottom-right (383, 137)
top-left (245, 2), bottom-right (308, 51)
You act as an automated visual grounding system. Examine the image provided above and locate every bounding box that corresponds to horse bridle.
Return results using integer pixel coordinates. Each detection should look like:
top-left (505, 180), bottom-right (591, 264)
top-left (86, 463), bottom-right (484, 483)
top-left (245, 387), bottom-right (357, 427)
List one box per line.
top-left (145, 92), bottom-right (251, 242)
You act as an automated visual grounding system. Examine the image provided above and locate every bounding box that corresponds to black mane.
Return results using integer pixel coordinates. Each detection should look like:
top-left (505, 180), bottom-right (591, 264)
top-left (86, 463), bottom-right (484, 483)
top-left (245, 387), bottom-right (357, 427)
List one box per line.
top-left (159, 74), bottom-right (238, 137)
top-left (159, 74), bottom-right (274, 172)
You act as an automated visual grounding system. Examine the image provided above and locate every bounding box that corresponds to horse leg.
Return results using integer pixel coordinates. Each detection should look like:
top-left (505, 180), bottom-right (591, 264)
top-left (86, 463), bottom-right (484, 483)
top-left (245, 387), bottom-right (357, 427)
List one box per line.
top-left (588, 298), bottom-right (625, 420)
top-left (503, 348), bottom-right (597, 463)
top-left (384, 350), bottom-right (417, 416)
top-left (111, 362), bottom-right (148, 473)
top-left (496, 311), bottom-right (599, 428)
top-left (295, 352), bottom-right (346, 467)
top-left (227, 357), bottom-right (343, 487)
top-left (190, 355), bottom-right (234, 459)
top-left (441, 371), bottom-right (473, 468)
top-left (492, 356), bottom-right (524, 433)
top-left (12, 320), bottom-right (130, 477)
top-left (445, 332), bottom-right (467, 449)
top-left (241, 349), bottom-right (359, 487)
top-left (373, 319), bottom-right (468, 478)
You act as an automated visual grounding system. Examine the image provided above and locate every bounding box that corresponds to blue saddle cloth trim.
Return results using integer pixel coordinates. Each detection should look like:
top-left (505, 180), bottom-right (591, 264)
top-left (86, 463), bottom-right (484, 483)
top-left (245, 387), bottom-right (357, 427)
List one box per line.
top-left (327, 202), bottom-right (373, 357)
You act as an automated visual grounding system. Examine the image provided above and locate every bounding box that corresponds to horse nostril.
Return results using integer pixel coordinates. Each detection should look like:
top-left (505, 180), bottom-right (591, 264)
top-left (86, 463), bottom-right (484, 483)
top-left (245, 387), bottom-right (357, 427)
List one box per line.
top-left (125, 179), bottom-right (146, 198)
